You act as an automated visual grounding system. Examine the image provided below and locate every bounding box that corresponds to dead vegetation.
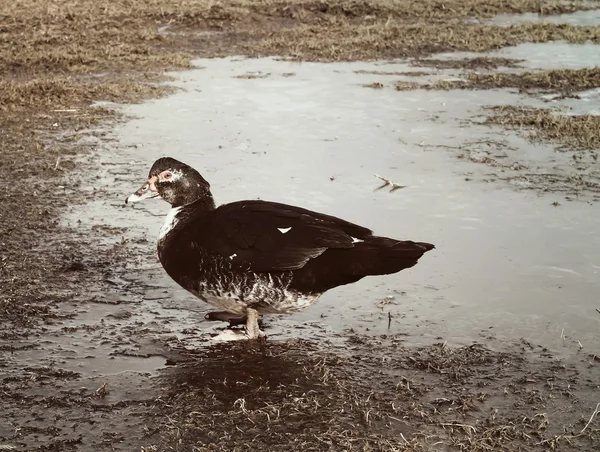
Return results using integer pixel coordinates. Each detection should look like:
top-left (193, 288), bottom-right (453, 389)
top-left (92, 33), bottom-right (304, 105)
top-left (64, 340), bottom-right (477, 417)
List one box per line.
top-left (362, 81), bottom-right (385, 89)
top-left (143, 338), bottom-right (600, 451)
top-left (1, 0), bottom-right (600, 80)
top-left (448, 137), bottom-right (600, 195)
top-left (449, 106), bottom-right (600, 194)
top-left (0, 76), bottom-right (174, 111)
top-left (394, 68), bottom-right (600, 96)
top-left (245, 22), bottom-right (600, 61)
top-left (412, 57), bottom-right (524, 70)
top-left (395, 81), bottom-right (423, 91)
top-left (0, 1), bottom-right (598, 114)
top-left (484, 106), bottom-right (600, 151)
top-left (465, 68), bottom-right (600, 94)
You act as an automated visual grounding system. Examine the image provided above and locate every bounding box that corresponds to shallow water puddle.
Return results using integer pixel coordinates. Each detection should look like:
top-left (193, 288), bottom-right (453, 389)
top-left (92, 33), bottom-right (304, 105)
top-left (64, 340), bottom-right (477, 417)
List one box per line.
top-left (430, 41), bottom-right (600, 70)
top-left (64, 54), bottom-right (600, 355)
top-left (485, 8), bottom-right (600, 27)
top-left (8, 301), bottom-right (167, 377)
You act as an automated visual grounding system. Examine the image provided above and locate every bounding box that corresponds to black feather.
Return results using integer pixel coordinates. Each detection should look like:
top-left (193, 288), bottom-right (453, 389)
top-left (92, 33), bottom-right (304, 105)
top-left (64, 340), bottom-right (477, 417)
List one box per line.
top-left (175, 200), bottom-right (373, 272)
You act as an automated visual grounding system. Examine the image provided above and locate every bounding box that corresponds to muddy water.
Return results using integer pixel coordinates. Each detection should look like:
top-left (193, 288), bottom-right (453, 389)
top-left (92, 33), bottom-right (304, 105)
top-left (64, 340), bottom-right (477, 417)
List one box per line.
top-left (62, 54), bottom-right (600, 358)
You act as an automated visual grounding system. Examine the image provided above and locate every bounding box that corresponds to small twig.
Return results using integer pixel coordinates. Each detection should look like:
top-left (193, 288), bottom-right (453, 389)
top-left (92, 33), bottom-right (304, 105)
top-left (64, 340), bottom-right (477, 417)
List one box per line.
top-left (374, 173), bottom-right (392, 185)
top-left (390, 184), bottom-right (406, 192)
top-left (595, 308), bottom-right (600, 315)
top-left (374, 173), bottom-right (407, 191)
top-left (54, 157), bottom-right (61, 170)
top-left (546, 401), bottom-right (600, 444)
top-left (94, 382), bottom-right (109, 397)
top-left (579, 402), bottom-right (600, 435)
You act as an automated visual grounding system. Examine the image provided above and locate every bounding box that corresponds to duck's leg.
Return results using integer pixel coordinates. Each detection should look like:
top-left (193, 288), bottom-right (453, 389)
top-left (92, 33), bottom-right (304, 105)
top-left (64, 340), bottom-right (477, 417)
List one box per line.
top-left (245, 307), bottom-right (266, 340)
top-left (205, 311), bottom-right (247, 326)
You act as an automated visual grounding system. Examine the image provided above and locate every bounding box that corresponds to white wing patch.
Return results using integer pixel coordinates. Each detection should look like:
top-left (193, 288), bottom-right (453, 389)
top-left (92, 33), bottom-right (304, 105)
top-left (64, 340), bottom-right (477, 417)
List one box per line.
top-left (351, 237), bottom-right (364, 243)
top-left (278, 227), bottom-right (292, 234)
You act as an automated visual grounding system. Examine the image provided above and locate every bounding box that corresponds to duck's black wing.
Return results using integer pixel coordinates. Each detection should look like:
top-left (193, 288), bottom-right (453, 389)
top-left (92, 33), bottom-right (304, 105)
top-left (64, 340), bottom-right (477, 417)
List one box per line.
top-left (194, 200), bottom-right (373, 272)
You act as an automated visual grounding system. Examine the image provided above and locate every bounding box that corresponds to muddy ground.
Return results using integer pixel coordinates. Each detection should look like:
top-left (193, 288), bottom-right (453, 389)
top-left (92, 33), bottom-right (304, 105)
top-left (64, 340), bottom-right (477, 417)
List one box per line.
top-left (1, 1), bottom-right (600, 451)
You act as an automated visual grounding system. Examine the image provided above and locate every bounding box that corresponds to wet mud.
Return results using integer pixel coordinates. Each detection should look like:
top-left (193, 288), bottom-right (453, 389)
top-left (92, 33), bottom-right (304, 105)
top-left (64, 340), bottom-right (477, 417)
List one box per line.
top-left (2, 1), bottom-right (600, 451)
top-left (144, 338), bottom-right (600, 451)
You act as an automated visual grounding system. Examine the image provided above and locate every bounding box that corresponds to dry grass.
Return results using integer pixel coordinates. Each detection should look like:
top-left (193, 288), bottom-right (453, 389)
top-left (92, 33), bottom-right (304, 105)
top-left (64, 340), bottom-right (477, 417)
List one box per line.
top-left (413, 57), bottom-right (524, 70)
top-left (243, 22), bottom-right (600, 61)
top-left (466, 68), bottom-right (600, 93)
top-left (0, 1), bottom-right (195, 76)
top-left (242, 0), bottom-right (599, 22)
top-left (1, 0), bottom-right (600, 80)
top-left (395, 81), bottom-right (422, 91)
top-left (397, 68), bottom-right (600, 95)
top-left (0, 1), bottom-right (598, 117)
top-left (484, 105), bottom-right (600, 151)
top-left (141, 338), bottom-right (600, 451)
top-left (0, 76), bottom-right (174, 111)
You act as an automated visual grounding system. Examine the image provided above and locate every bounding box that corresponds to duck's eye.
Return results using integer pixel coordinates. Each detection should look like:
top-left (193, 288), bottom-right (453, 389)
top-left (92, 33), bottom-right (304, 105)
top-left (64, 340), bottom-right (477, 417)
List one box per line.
top-left (163, 172), bottom-right (172, 180)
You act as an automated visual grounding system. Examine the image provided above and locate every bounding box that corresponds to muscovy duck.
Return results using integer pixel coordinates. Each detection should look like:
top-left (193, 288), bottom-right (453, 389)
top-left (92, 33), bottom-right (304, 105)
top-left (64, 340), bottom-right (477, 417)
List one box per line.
top-left (125, 157), bottom-right (434, 340)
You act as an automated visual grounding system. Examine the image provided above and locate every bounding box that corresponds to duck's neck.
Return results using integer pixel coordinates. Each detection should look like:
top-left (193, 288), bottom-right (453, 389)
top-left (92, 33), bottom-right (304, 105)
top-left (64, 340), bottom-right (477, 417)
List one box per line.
top-left (187, 195), bottom-right (216, 211)
top-left (172, 191), bottom-right (216, 210)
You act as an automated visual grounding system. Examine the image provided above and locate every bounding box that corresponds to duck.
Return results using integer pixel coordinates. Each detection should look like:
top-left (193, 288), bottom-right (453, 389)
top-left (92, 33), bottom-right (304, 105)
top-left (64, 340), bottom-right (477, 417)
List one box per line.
top-left (125, 157), bottom-right (434, 340)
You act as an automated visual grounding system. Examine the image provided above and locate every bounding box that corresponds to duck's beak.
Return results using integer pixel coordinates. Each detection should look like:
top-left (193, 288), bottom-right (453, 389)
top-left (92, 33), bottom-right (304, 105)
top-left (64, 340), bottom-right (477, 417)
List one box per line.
top-left (125, 177), bottom-right (160, 205)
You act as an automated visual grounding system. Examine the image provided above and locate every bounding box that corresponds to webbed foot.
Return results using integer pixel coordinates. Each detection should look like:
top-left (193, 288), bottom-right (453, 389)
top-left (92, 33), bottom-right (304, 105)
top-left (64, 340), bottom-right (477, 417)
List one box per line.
top-left (212, 329), bottom-right (250, 342)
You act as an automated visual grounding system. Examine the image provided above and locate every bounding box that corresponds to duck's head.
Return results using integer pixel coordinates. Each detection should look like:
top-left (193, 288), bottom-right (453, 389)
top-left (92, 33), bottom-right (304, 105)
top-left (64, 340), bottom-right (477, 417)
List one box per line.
top-left (125, 157), bottom-right (215, 209)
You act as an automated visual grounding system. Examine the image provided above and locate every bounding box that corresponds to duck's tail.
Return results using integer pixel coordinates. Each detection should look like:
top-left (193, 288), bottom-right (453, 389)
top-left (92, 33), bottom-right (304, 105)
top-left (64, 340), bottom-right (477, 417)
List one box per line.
top-left (346, 236), bottom-right (434, 277)
top-left (291, 236), bottom-right (435, 293)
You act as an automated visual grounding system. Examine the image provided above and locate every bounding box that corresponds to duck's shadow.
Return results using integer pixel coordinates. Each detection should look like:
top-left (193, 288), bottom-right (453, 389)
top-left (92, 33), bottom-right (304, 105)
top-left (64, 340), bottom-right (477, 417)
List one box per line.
top-left (161, 340), bottom-right (327, 407)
